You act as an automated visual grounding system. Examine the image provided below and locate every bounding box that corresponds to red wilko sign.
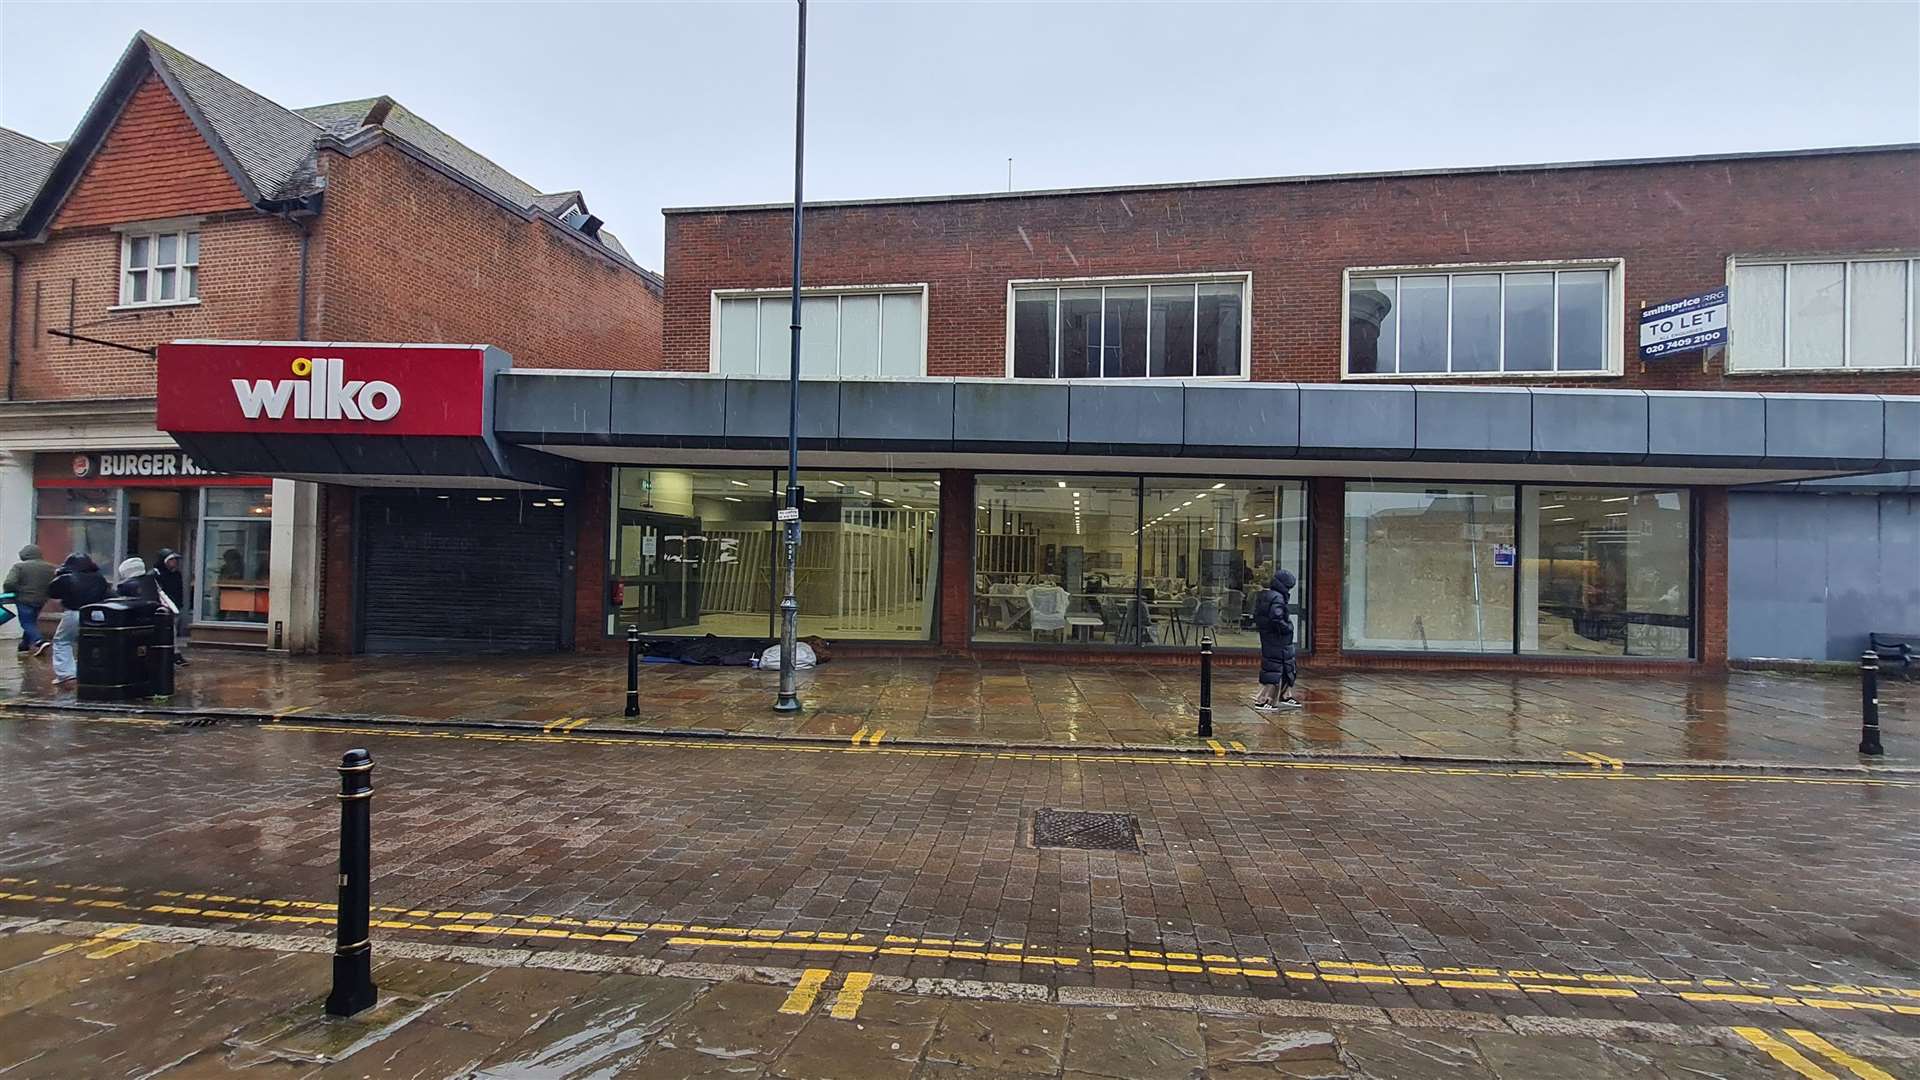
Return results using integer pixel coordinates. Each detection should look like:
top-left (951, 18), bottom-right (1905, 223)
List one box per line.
top-left (156, 342), bottom-right (495, 437)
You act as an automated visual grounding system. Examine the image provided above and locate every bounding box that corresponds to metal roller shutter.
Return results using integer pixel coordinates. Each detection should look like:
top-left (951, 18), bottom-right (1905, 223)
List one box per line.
top-left (359, 491), bottom-right (567, 653)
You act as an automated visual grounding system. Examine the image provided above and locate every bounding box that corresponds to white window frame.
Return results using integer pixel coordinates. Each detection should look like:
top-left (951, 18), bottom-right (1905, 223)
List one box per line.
top-left (1725, 253), bottom-right (1920, 373)
top-left (708, 283), bottom-right (930, 377)
top-left (114, 219), bottom-right (202, 310)
top-left (1004, 271), bottom-right (1254, 381)
top-left (1340, 258), bottom-right (1626, 380)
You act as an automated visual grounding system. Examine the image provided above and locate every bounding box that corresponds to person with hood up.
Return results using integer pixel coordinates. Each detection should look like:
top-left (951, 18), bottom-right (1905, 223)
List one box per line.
top-left (4, 544), bottom-right (56, 657)
top-left (115, 557), bottom-right (163, 604)
top-left (1251, 569), bottom-right (1301, 711)
top-left (154, 549), bottom-right (189, 666)
top-left (45, 553), bottom-right (109, 685)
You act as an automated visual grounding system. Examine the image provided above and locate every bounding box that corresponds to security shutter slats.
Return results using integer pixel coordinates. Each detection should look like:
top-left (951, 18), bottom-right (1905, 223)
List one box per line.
top-left (359, 491), bottom-right (564, 653)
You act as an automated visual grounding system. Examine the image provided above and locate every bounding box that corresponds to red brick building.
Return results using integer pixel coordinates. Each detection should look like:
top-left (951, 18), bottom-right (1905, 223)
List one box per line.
top-left (0, 33), bottom-right (661, 651)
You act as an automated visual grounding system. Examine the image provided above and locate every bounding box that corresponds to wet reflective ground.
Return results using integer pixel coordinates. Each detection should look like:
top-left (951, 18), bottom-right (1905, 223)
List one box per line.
top-left (0, 713), bottom-right (1914, 1038)
top-left (4, 649), bottom-right (1912, 765)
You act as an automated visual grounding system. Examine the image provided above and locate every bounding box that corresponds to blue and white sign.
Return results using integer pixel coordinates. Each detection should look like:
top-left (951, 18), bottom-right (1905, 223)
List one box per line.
top-left (1639, 287), bottom-right (1728, 359)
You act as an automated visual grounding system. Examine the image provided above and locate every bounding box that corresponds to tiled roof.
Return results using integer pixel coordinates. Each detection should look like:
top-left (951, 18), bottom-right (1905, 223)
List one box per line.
top-left (532, 191), bottom-right (582, 215)
top-left (296, 97), bottom-right (542, 209)
top-left (0, 126), bottom-right (59, 228)
top-left (141, 33), bottom-right (326, 201)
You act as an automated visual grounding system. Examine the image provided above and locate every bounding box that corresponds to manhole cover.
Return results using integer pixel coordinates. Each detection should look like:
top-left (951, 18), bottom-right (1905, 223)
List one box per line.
top-left (1031, 808), bottom-right (1139, 852)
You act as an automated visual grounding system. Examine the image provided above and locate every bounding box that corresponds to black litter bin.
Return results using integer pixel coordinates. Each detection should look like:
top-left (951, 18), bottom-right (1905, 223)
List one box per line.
top-left (77, 599), bottom-right (160, 702)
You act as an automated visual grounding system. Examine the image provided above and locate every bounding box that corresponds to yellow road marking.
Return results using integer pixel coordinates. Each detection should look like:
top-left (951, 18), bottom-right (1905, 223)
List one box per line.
top-left (1206, 739), bottom-right (1227, 756)
top-left (562, 718), bottom-right (590, 732)
top-left (868, 728), bottom-right (886, 746)
top-left (829, 970), bottom-right (873, 1020)
top-left (1229, 740), bottom-right (1247, 753)
top-left (85, 939), bottom-right (143, 959)
top-left (1734, 1028), bottom-right (1841, 1080)
top-left (778, 967), bottom-right (830, 1014)
top-left (541, 717), bottom-right (572, 733)
top-left (1785, 1030), bottom-right (1898, 1080)
top-left (849, 727), bottom-right (869, 746)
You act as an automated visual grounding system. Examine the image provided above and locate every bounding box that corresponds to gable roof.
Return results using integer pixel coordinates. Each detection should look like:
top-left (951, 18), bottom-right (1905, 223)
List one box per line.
top-left (0, 127), bottom-right (59, 228)
top-left (140, 33), bottom-right (326, 201)
top-left (297, 97), bottom-right (542, 209)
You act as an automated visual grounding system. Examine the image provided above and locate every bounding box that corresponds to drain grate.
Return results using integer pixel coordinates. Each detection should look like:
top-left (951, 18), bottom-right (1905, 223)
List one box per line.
top-left (1031, 808), bottom-right (1139, 852)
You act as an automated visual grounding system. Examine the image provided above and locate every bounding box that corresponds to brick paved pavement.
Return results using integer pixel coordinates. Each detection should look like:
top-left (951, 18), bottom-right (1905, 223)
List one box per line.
top-left (9, 922), bottom-right (1914, 1079)
top-left (4, 649), bottom-right (1912, 766)
top-left (1, 713), bottom-right (1915, 1040)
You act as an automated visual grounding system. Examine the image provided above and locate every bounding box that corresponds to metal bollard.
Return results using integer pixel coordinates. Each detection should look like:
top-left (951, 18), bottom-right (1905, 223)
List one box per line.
top-left (1197, 631), bottom-right (1214, 739)
top-left (1860, 651), bottom-right (1884, 756)
top-left (625, 626), bottom-right (641, 717)
top-left (325, 749), bottom-right (378, 1017)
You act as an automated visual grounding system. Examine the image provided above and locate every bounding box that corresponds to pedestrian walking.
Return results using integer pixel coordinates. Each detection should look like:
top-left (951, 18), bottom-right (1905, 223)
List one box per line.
top-left (1251, 569), bottom-right (1300, 711)
top-left (45, 553), bottom-right (109, 686)
top-left (154, 549), bottom-right (189, 666)
top-left (4, 544), bottom-right (56, 657)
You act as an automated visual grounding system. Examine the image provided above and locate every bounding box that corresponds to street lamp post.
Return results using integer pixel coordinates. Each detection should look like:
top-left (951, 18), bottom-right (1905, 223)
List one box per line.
top-left (775, 0), bottom-right (808, 712)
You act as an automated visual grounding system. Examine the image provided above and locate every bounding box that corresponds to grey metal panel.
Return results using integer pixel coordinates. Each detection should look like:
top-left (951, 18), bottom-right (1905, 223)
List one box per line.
top-left (1645, 391), bottom-right (1766, 464)
top-left (723, 377), bottom-right (841, 442)
top-left (953, 381), bottom-right (1068, 450)
top-left (1297, 384), bottom-right (1414, 460)
top-left (1767, 470), bottom-right (1920, 493)
top-left (1530, 388), bottom-right (1647, 463)
top-left (1180, 382), bottom-right (1299, 456)
top-left (838, 381), bottom-right (955, 444)
top-left (1761, 393), bottom-right (1885, 467)
top-left (494, 373), bottom-right (612, 442)
top-left (609, 376), bottom-right (728, 442)
top-left (1068, 384), bottom-right (1184, 452)
top-left (1411, 385), bottom-right (1531, 461)
top-left (1882, 395), bottom-right (1920, 465)
top-left (1728, 491), bottom-right (1920, 660)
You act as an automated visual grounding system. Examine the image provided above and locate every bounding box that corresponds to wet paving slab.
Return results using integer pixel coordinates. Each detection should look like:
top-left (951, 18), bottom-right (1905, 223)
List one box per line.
top-left (3, 649), bottom-right (1913, 768)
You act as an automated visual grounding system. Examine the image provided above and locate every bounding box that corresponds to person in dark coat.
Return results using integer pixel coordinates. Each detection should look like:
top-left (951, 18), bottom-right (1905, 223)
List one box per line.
top-left (1252, 569), bottom-right (1300, 710)
top-left (46, 553), bottom-right (109, 685)
top-left (154, 549), bottom-right (189, 666)
top-left (115, 557), bottom-right (163, 604)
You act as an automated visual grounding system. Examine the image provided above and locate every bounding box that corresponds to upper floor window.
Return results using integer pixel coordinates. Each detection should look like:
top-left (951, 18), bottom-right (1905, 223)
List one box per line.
top-left (1730, 256), bottom-right (1918, 372)
top-left (1009, 274), bottom-right (1249, 379)
top-left (120, 227), bottom-right (199, 307)
top-left (1344, 261), bottom-right (1622, 378)
top-left (713, 286), bottom-right (925, 377)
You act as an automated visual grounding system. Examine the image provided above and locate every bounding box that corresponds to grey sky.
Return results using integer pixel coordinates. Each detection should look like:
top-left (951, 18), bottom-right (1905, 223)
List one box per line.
top-left (3, 1), bottom-right (1916, 270)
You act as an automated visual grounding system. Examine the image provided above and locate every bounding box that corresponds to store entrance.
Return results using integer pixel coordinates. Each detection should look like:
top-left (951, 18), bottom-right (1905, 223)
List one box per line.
top-left (614, 508), bottom-right (703, 633)
top-left (124, 487), bottom-right (189, 575)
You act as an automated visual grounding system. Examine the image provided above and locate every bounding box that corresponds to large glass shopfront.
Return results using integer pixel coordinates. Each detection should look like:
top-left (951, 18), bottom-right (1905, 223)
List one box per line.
top-left (608, 467), bottom-right (940, 641)
top-left (973, 474), bottom-right (1307, 649)
top-left (1343, 481), bottom-right (1693, 658)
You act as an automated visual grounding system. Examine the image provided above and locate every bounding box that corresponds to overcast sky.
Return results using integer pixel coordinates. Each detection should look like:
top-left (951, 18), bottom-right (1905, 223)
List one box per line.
top-left (3, 2), bottom-right (1916, 269)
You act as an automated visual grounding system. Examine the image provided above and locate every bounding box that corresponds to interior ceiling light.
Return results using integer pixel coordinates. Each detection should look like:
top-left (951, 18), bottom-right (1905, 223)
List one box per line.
top-left (1602, 495), bottom-right (1631, 503)
top-left (1211, 482), bottom-right (1226, 489)
top-left (1553, 517), bottom-right (1575, 523)
top-left (828, 480), bottom-right (846, 487)
top-left (729, 479), bottom-right (750, 487)
top-left (859, 490), bottom-right (875, 496)
top-left (724, 496), bottom-right (742, 503)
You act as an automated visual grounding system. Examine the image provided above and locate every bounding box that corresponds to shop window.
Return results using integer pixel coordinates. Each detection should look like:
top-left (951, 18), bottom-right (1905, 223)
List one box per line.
top-left (608, 467), bottom-right (939, 641)
top-left (1521, 488), bottom-right (1691, 658)
top-left (712, 288), bottom-right (925, 377)
top-left (33, 489), bottom-right (118, 569)
top-left (974, 476), bottom-right (1140, 643)
top-left (1343, 483), bottom-right (1516, 653)
top-left (1729, 257), bottom-right (1918, 371)
top-left (1345, 263), bottom-right (1620, 376)
top-left (1140, 479), bottom-right (1306, 650)
top-left (1009, 275), bottom-right (1248, 379)
top-left (199, 487), bottom-right (272, 624)
top-left (120, 226), bottom-right (200, 307)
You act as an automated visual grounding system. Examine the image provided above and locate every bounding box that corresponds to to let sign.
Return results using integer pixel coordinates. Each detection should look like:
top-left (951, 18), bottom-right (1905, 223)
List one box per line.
top-left (1639, 287), bottom-right (1728, 359)
top-left (156, 341), bottom-right (496, 437)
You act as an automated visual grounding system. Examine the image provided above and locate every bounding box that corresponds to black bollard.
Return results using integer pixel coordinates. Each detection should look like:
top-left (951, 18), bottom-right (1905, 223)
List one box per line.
top-left (325, 749), bottom-right (377, 1017)
top-left (1860, 651), bottom-right (1884, 756)
top-left (1197, 630), bottom-right (1214, 739)
top-left (625, 626), bottom-right (641, 717)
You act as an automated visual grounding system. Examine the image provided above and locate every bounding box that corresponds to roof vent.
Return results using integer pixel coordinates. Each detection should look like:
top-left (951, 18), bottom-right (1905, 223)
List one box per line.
top-left (579, 213), bottom-right (603, 239)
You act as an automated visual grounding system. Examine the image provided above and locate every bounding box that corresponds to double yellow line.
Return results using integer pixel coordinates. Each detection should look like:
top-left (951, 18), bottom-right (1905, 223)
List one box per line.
top-left (1735, 1027), bottom-right (1897, 1080)
top-left (778, 967), bottom-right (874, 1020)
top-left (1566, 749), bottom-right (1625, 771)
top-left (541, 716), bottom-right (590, 733)
top-left (1204, 739), bottom-right (1250, 755)
top-left (848, 726), bottom-right (886, 747)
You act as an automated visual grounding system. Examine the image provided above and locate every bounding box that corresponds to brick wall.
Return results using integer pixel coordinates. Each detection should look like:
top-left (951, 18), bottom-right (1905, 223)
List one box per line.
top-left (663, 149), bottom-right (1920, 392)
top-left (311, 142), bottom-right (661, 370)
top-left (573, 464), bottom-right (612, 652)
top-left (55, 75), bottom-right (250, 231)
top-left (4, 211), bottom-right (304, 400)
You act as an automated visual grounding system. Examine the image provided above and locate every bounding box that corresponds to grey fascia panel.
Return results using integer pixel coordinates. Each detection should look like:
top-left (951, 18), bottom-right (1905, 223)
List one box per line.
top-left (1761, 393), bottom-right (1886, 468)
top-left (1645, 390), bottom-right (1766, 465)
top-left (953, 380), bottom-right (1068, 452)
top-left (1297, 384), bottom-right (1414, 460)
top-left (838, 380), bottom-right (955, 446)
top-left (494, 371), bottom-right (612, 443)
top-left (1411, 385), bottom-right (1531, 462)
top-left (610, 374), bottom-right (728, 445)
top-left (1881, 395), bottom-right (1920, 467)
top-left (723, 376), bottom-right (841, 444)
top-left (1529, 388), bottom-right (1648, 464)
top-left (1068, 383), bottom-right (1185, 453)
top-left (1181, 382), bottom-right (1299, 457)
